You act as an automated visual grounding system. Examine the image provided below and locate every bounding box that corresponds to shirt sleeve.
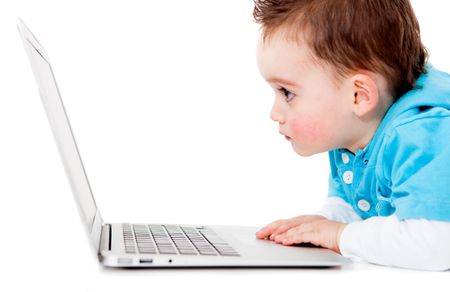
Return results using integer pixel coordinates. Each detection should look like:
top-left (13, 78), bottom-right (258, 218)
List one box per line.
top-left (339, 215), bottom-right (450, 271)
top-left (315, 196), bottom-right (362, 223)
top-left (382, 113), bottom-right (450, 221)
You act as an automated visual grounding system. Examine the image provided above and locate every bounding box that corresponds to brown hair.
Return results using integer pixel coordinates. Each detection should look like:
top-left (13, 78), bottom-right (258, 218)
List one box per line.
top-left (253, 0), bottom-right (428, 99)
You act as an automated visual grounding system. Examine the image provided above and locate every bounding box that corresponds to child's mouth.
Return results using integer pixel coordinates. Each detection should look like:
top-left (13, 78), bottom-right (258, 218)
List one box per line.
top-left (285, 135), bottom-right (292, 141)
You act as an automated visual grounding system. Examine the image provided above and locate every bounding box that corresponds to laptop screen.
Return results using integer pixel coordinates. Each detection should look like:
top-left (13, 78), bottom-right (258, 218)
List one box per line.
top-left (18, 20), bottom-right (100, 237)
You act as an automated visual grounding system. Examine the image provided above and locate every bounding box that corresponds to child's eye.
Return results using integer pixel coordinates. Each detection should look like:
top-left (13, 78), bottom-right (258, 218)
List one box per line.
top-left (279, 87), bottom-right (296, 103)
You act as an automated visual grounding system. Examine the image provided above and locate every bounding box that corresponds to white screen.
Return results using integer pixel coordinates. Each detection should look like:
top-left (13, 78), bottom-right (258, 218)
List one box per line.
top-left (19, 23), bottom-right (99, 234)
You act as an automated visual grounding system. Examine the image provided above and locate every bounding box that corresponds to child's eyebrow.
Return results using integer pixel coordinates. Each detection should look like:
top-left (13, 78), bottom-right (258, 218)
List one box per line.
top-left (266, 77), bottom-right (297, 87)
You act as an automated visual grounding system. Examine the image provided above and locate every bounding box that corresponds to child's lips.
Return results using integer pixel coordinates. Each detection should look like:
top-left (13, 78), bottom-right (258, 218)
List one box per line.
top-left (279, 131), bottom-right (292, 141)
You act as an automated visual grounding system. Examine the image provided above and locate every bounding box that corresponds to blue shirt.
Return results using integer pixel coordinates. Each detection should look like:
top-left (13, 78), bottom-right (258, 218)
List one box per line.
top-left (328, 65), bottom-right (450, 222)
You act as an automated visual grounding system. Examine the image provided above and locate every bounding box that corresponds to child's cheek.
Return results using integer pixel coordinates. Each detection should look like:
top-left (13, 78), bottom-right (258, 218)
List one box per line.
top-left (290, 117), bottom-right (324, 143)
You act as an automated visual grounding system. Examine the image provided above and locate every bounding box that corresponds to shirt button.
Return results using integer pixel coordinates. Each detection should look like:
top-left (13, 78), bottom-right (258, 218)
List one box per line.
top-left (342, 171), bottom-right (353, 184)
top-left (358, 199), bottom-right (371, 212)
top-left (341, 153), bottom-right (350, 164)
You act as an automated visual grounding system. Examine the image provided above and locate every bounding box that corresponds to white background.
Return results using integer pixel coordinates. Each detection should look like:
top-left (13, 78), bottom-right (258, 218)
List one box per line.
top-left (1, 0), bottom-right (449, 291)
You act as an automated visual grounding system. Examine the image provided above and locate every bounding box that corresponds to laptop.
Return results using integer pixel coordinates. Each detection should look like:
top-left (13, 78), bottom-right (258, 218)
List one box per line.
top-left (18, 19), bottom-right (349, 268)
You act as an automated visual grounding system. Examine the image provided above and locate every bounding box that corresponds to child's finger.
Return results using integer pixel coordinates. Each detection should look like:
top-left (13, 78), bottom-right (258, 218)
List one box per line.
top-left (281, 225), bottom-right (314, 246)
top-left (256, 220), bottom-right (284, 239)
top-left (256, 223), bottom-right (278, 238)
top-left (270, 221), bottom-right (299, 237)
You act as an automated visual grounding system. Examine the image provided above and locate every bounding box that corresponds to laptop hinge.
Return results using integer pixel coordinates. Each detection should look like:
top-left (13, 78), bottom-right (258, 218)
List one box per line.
top-left (100, 224), bottom-right (112, 253)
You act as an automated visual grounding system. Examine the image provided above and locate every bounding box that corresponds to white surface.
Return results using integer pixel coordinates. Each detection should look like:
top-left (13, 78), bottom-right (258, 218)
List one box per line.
top-left (1, 0), bottom-right (449, 291)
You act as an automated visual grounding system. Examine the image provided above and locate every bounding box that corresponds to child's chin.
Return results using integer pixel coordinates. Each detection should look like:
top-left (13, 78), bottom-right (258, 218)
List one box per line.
top-left (292, 145), bottom-right (317, 157)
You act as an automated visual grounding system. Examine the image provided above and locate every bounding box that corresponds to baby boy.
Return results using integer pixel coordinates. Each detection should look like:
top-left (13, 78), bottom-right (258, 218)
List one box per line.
top-left (254, 0), bottom-right (450, 271)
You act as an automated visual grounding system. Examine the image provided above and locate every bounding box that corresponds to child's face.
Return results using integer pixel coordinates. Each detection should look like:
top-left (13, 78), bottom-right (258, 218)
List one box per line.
top-left (256, 32), bottom-right (356, 156)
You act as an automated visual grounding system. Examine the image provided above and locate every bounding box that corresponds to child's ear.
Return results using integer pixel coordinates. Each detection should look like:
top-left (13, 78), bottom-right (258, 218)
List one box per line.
top-left (350, 74), bottom-right (379, 117)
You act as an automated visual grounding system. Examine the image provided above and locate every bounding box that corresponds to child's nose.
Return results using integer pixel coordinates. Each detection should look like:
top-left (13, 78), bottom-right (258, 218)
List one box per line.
top-left (270, 99), bottom-right (285, 124)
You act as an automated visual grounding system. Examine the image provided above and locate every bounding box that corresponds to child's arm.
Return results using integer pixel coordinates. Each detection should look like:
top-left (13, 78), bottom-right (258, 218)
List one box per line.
top-left (340, 215), bottom-right (450, 271)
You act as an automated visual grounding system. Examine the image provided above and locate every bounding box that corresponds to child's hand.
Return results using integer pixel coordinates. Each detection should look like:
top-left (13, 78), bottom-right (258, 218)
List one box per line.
top-left (275, 219), bottom-right (347, 254)
top-left (256, 215), bottom-right (327, 240)
top-left (256, 216), bottom-right (347, 254)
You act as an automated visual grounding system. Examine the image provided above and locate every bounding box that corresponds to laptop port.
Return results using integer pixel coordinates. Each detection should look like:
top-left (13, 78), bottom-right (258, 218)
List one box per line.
top-left (139, 258), bottom-right (153, 264)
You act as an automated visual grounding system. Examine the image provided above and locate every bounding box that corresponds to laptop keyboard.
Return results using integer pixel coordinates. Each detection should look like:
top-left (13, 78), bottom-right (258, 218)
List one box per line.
top-left (122, 224), bottom-right (240, 257)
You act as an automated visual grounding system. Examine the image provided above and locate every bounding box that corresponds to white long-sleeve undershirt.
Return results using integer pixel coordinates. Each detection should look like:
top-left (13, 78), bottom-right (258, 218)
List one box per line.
top-left (315, 196), bottom-right (450, 271)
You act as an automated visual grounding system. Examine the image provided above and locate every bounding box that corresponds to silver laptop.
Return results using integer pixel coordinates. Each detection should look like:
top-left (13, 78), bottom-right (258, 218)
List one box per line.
top-left (18, 19), bottom-right (349, 268)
